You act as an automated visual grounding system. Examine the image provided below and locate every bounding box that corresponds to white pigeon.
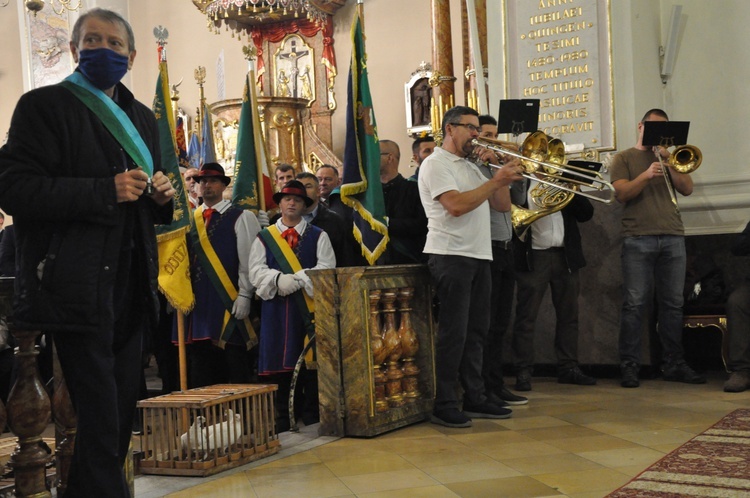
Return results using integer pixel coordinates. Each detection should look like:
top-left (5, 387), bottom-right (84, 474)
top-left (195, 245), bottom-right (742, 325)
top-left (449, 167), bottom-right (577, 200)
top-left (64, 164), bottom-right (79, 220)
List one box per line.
top-left (179, 415), bottom-right (206, 457)
top-left (206, 409), bottom-right (243, 453)
top-left (205, 408), bottom-right (232, 452)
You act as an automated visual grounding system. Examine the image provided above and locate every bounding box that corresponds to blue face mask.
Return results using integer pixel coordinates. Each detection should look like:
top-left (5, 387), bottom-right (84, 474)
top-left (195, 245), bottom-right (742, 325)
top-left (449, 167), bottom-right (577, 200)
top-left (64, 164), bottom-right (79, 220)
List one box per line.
top-left (77, 48), bottom-right (130, 90)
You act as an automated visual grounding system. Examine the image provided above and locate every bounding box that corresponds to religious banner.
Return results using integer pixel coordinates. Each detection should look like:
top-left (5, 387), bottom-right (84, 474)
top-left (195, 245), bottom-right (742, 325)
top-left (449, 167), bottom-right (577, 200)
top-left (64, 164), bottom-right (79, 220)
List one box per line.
top-left (153, 46), bottom-right (194, 314)
top-left (503, 0), bottom-right (614, 151)
top-left (232, 71), bottom-right (276, 213)
top-left (341, 13), bottom-right (388, 265)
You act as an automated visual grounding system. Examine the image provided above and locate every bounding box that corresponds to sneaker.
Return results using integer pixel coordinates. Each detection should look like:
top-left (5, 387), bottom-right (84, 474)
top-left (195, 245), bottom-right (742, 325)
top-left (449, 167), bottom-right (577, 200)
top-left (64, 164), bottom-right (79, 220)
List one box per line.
top-left (496, 386), bottom-right (529, 405)
top-left (724, 371), bottom-right (750, 393)
top-left (430, 408), bottom-right (473, 428)
top-left (515, 368), bottom-right (532, 392)
top-left (662, 361), bottom-right (706, 384)
top-left (621, 362), bottom-right (640, 388)
top-left (558, 366), bottom-right (597, 386)
top-left (485, 392), bottom-right (509, 407)
top-left (463, 401), bottom-right (512, 419)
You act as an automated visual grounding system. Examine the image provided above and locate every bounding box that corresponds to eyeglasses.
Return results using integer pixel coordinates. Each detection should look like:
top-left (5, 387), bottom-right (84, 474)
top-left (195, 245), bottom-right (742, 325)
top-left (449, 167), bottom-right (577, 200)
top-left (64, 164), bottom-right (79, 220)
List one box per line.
top-left (450, 122), bottom-right (480, 133)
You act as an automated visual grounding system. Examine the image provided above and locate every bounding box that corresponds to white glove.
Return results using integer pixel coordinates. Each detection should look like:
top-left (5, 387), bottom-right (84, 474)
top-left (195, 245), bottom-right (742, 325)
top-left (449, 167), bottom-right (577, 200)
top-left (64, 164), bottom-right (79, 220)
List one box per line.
top-left (277, 273), bottom-right (304, 296)
top-left (293, 269), bottom-right (312, 297)
top-left (256, 210), bottom-right (270, 228)
top-left (231, 295), bottom-right (252, 320)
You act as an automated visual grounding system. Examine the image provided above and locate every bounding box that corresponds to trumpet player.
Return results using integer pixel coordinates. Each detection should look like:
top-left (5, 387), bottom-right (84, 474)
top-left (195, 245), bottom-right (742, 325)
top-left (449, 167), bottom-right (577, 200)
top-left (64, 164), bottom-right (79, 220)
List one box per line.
top-left (610, 108), bottom-right (705, 388)
top-left (474, 115), bottom-right (528, 406)
top-left (418, 106), bottom-right (522, 427)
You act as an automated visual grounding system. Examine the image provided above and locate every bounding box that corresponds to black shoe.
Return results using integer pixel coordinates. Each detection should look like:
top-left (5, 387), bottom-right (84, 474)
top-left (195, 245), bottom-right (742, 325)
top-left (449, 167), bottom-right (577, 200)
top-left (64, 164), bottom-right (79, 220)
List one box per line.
top-left (463, 401), bottom-right (512, 420)
top-left (496, 386), bottom-right (528, 406)
top-left (485, 392), bottom-right (509, 407)
top-left (662, 361), bottom-right (706, 384)
top-left (515, 369), bottom-right (532, 392)
top-left (430, 408), bottom-right (472, 428)
top-left (558, 366), bottom-right (597, 386)
top-left (621, 362), bottom-right (640, 388)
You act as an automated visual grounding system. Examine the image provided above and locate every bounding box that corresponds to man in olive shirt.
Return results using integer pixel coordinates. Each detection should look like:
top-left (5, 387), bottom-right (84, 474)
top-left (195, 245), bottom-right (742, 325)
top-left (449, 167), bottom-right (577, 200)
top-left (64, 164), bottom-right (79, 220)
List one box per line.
top-left (610, 108), bottom-right (704, 388)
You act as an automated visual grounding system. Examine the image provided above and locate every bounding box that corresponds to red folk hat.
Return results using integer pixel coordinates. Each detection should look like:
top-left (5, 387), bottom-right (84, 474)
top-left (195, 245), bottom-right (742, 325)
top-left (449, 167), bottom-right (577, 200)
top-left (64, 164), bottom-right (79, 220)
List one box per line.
top-left (272, 179), bottom-right (314, 207)
top-left (196, 162), bottom-right (231, 186)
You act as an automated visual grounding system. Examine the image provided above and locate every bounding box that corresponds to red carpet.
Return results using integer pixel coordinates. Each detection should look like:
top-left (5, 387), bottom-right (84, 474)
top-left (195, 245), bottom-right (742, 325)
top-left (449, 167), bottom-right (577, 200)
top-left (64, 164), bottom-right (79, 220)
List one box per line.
top-left (607, 408), bottom-right (750, 497)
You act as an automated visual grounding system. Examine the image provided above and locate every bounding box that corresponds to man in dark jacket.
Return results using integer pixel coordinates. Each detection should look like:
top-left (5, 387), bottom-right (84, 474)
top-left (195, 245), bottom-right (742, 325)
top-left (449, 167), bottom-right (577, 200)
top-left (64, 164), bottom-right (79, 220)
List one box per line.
top-left (0, 8), bottom-right (174, 497)
top-left (511, 179), bottom-right (596, 391)
top-left (378, 139), bottom-right (427, 264)
top-left (724, 220), bottom-right (750, 392)
top-left (295, 172), bottom-right (348, 265)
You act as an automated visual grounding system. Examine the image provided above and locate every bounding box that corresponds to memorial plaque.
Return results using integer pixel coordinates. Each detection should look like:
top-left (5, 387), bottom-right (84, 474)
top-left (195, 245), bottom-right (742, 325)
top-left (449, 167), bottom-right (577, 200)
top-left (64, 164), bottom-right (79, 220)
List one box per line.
top-left (503, 0), bottom-right (614, 150)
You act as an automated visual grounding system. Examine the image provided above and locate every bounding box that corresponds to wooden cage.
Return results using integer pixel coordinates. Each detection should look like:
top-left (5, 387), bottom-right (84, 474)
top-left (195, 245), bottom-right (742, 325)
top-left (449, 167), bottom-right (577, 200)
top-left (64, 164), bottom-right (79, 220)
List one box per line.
top-left (136, 384), bottom-right (279, 477)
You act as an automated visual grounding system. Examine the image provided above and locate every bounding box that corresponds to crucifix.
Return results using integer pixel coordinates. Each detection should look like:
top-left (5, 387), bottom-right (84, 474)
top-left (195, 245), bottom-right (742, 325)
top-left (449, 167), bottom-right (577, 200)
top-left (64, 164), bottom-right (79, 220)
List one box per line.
top-left (278, 39), bottom-right (309, 98)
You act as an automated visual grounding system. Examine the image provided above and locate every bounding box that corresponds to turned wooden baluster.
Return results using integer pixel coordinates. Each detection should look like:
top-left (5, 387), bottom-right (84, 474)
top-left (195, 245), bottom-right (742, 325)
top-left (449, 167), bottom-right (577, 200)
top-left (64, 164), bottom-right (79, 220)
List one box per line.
top-left (368, 290), bottom-right (388, 413)
top-left (381, 290), bottom-right (405, 408)
top-left (53, 372), bottom-right (76, 496)
top-left (7, 328), bottom-right (53, 497)
top-left (397, 287), bottom-right (420, 402)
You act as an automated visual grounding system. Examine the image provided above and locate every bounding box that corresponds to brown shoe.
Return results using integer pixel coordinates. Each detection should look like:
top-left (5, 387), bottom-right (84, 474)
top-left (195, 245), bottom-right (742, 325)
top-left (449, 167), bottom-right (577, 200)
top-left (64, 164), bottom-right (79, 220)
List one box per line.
top-left (724, 371), bottom-right (750, 393)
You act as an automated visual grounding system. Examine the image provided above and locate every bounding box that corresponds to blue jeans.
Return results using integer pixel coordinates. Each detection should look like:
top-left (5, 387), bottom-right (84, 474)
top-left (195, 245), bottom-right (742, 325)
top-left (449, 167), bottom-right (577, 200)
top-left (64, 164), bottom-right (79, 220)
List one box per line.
top-left (619, 235), bottom-right (686, 366)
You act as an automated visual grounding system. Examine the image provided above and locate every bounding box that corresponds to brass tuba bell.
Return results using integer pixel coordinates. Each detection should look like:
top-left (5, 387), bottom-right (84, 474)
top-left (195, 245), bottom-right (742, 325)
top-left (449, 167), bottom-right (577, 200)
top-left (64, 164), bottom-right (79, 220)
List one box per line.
top-left (511, 135), bottom-right (576, 236)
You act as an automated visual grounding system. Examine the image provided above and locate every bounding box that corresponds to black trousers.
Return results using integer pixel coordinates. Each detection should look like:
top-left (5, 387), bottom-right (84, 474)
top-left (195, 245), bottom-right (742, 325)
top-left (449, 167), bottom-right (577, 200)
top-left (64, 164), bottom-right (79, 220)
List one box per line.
top-left (429, 254), bottom-right (491, 411)
top-left (482, 244), bottom-right (516, 394)
top-left (53, 312), bottom-right (144, 498)
top-left (727, 281), bottom-right (750, 372)
top-left (512, 249), bottom-right (581, 371)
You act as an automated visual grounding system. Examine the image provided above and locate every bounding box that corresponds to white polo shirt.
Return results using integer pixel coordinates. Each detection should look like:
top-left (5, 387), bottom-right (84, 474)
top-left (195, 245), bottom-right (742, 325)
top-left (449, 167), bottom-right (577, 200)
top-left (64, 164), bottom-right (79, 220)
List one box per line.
top-left (418, 147), bottom-right (492, 260)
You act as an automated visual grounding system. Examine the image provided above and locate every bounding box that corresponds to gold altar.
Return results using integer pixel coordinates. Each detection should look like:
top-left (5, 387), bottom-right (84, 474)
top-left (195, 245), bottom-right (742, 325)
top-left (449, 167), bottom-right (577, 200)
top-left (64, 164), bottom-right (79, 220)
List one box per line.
top-left (309, 265), bottom-right (435, 438)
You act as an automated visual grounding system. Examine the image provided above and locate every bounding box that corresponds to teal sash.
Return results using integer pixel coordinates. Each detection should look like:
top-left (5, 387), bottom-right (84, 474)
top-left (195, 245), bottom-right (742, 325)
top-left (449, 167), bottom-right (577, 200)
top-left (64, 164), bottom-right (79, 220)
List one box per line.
top-left (59, 72), bottom-right (153, 177)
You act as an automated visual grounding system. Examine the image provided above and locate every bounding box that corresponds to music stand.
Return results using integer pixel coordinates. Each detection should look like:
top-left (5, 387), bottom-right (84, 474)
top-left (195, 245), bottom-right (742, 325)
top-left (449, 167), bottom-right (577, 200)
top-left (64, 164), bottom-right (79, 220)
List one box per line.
top-left (498, 99), bottom-right (539, 137)
top-left (642, 121), bottom-right (690, 148)
top-left (564, 160), bottom-right (602, 186)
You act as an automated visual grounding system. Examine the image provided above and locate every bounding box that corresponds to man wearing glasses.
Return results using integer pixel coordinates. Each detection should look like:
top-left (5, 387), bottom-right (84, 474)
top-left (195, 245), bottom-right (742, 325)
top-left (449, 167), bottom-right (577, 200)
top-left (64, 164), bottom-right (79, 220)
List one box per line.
top-left (418, 106), bottom-right (522, 427)
top-left (184, 166), bottom-right (201, 208)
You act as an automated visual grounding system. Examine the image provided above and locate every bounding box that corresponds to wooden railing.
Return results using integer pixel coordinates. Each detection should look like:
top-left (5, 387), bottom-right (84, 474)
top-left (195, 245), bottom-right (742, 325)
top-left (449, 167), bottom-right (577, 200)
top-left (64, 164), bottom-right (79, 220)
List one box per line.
top-left (0, 276), bottom-right (71, 497)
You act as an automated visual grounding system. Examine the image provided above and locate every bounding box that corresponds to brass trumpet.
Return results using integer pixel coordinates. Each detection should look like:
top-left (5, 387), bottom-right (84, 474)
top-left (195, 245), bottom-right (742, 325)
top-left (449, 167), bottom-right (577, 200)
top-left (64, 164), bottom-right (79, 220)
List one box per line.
top-left (471, 134), bottom-right (615, 205)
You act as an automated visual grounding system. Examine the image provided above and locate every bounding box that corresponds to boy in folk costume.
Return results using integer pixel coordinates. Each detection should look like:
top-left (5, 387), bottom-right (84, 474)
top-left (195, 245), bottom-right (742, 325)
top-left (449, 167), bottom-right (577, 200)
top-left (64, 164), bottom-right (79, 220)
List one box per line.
top-left (248, 180), bottom-right (335, 431)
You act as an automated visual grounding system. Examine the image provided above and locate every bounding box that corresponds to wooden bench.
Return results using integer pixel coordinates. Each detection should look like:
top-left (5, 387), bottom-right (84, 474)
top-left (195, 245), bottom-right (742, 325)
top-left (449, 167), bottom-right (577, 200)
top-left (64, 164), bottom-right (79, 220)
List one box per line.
top-left (683, 313), bottom-right (729, 372)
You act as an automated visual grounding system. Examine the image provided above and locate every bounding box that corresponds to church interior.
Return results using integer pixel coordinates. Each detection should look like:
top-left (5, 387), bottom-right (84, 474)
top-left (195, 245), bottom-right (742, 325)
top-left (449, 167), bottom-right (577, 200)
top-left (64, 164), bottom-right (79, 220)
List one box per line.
top-left (1, 0), bottom-right (749, 496)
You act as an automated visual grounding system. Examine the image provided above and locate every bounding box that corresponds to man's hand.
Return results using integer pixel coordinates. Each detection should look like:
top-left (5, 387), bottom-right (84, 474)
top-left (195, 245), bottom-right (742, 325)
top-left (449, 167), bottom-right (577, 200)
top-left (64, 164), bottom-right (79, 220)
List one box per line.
top-left (490, 158), bottom-right (523, 187)
top-left (115, 168), bottom-right (149, 203)
top-left (231, 295), bottom-right (252, 320)
top-left (150, 171), bottom-right (176, 206)
top-left (644, 161), bottom-right (665, 180)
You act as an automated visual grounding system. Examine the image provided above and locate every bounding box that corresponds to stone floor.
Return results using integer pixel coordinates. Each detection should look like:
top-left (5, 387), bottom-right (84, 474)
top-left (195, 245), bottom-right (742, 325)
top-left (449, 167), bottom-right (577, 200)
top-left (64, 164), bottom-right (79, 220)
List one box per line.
top-left (133, 370), bottom-right (749, 497)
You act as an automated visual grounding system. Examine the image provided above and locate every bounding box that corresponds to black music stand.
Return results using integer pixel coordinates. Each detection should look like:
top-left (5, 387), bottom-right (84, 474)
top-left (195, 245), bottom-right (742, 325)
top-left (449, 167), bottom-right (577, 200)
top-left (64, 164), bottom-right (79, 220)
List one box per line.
top-left (642, 121), bottom-right (690, 148)
top-left (498, 99), bottom-right (539, 137)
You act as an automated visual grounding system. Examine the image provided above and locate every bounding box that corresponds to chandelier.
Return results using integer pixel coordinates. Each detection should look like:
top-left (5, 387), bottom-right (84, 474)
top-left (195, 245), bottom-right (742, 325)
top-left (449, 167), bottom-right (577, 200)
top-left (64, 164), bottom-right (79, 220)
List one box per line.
top-left (193, 0), bottom-right (345, 35)
top-left (24, 0), bottom-right (82, 15)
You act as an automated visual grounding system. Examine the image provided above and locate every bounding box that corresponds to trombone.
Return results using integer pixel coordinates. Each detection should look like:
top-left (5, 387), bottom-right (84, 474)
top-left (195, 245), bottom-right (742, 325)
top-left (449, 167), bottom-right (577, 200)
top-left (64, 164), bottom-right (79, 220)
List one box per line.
top-left (471, 133), bottom-right (615, 204)
top-left (653, 144), bottom-right (702, 213)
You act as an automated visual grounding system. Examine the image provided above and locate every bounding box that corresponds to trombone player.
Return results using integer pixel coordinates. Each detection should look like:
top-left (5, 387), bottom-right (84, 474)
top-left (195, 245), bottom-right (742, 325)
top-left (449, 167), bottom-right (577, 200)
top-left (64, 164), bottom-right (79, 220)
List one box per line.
top-left (610, 108), bottom-right (705, 388)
